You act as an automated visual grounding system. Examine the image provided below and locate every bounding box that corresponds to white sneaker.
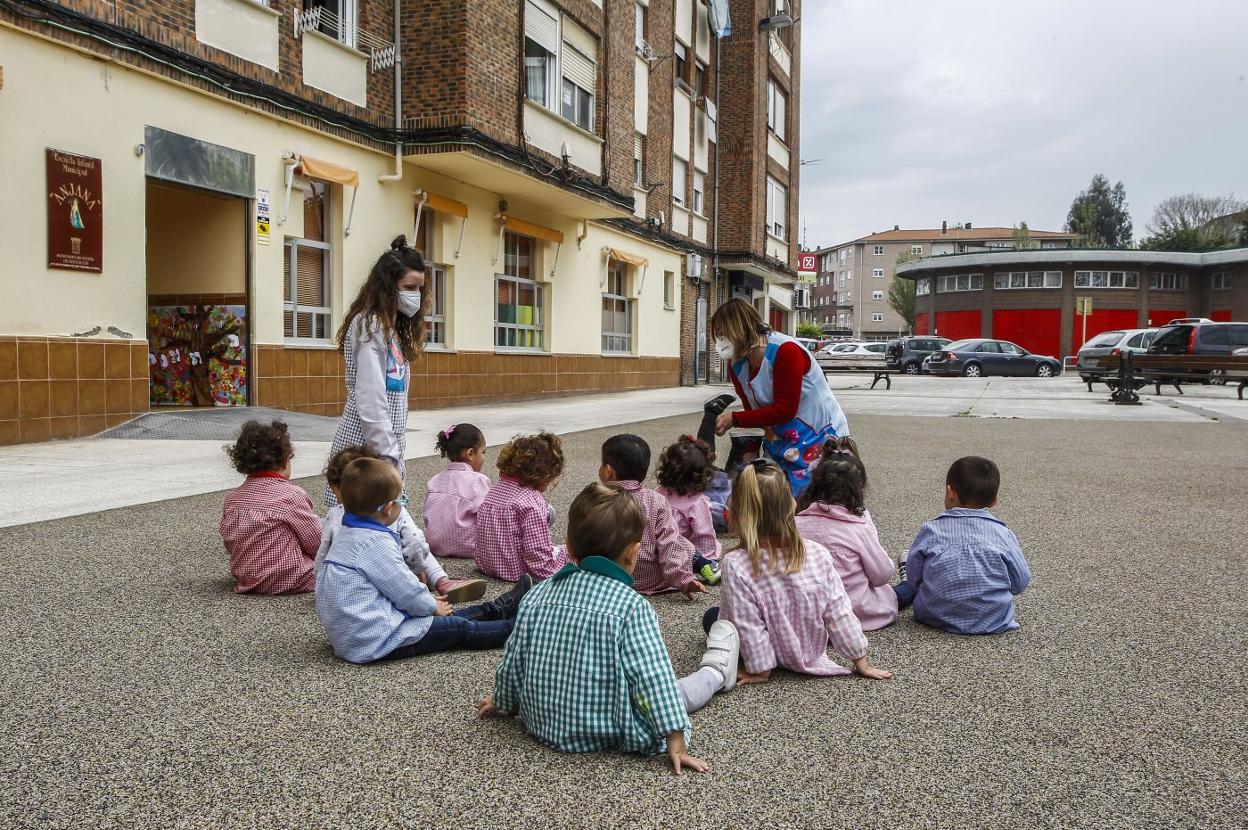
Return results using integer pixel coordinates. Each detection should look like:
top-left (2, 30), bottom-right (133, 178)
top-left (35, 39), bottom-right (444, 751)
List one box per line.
top-left (699, 620), bottom-right (740, 692)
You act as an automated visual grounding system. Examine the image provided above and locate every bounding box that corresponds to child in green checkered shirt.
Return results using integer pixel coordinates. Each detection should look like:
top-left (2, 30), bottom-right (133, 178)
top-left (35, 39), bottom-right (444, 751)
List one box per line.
top-left (477, 482), bottom-right (741, 774)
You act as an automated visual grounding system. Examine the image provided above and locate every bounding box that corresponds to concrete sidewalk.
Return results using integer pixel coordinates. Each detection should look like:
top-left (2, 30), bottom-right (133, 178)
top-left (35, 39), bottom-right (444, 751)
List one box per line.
top-left (2, 373), bottom-right (1243, 528)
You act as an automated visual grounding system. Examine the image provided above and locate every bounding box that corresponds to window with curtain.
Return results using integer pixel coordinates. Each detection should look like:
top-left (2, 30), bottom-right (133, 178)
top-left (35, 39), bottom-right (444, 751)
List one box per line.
top-left (602, 260), bottom-right (633, 353)
top-left (284, 181), bottom-right (332, 342)
top-left (560, 21), bottom-right (596, 130)
top-left (524, 1), bottom-right (559, 109)
top-left (496, 232), bottom-right (545, 350)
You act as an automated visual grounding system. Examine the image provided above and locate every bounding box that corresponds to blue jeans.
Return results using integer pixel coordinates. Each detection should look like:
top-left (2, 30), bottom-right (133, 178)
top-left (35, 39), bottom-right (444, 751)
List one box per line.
top-left (893, 582), bottom-right (917, 610)
top-left (383, 604), bottom-right (513, 660)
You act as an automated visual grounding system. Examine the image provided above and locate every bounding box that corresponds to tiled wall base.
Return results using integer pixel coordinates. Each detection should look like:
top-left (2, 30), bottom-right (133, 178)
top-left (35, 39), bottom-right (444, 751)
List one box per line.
top-left (254, 346), bottom-right (680, 416)
top-left (0, 336), bottom-right (151, 445)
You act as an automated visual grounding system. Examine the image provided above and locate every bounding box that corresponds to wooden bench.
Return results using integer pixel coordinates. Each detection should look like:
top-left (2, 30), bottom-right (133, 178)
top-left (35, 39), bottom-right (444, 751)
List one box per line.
top-left (818, 361), bottom-right (892, 390)
top-left (1099, 353), bottom-right (1248, 403)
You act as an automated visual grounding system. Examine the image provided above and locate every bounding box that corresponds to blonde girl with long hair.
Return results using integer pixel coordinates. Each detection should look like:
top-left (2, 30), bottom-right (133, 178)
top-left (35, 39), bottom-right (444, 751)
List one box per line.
top-left (706, 459), bottom-right (892, 685)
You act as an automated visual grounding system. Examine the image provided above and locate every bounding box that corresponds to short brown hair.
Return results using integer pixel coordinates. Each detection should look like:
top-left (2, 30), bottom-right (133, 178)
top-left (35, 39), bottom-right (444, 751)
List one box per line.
top-left (567, 482), bottom-right (645, 563)
top-left (496, 432), bottom-right (564, 489)
top-left (709, 298), bottom-right (769, 359)
top-left (225, 420), bottom-right (292, 475)
top-left (325, 444), bottom-right (381, 487)
top-left (340, 458), bottom-right (402, 516)
top-left (946, 456), bottom-right (1000, 509)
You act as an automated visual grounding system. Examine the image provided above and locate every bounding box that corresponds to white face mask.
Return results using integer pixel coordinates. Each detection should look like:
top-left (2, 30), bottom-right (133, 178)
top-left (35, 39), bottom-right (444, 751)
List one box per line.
top-left (714, 336), bottom-right (735, 361)
top-left (397, 290), bottom-right (422, 318)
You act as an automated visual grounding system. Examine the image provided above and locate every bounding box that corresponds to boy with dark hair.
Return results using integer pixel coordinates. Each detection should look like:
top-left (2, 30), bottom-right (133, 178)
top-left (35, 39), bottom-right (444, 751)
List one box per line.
top-left (476, 483), bottom-right (739, 774)
top-left (219, 420), bottom-right (322, 595)
top-left (894, 456), bottom-right (1031, 635)
top-left (316, 458), bottom-right (531, 664)
top-left (599, 434), bottom-right (706, 598)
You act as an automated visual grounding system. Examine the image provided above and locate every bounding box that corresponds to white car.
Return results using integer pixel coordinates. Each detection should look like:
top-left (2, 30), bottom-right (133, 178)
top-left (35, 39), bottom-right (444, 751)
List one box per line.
top-left (817, 342), bottom-right (887, 363)
top-left (1076, 328), bottom-right (1157, 381)
top-left (817, 341), bottom-right (864, 356)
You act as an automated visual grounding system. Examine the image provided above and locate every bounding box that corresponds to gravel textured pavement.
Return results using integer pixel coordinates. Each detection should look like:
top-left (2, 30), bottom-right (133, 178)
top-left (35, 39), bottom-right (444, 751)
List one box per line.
top-left (1, 413), bottom-right (1245, 829)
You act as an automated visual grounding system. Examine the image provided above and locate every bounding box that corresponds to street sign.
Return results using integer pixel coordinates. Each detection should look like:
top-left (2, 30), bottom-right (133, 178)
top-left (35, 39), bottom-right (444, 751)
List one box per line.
top-left (1076, 297), bottom-right (1093, 315)
top-left (797, 252), bottom-right (817, 273)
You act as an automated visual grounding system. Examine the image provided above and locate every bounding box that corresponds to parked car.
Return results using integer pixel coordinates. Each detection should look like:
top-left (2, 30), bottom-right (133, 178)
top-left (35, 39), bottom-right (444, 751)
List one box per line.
top-left (1147, 320), bottom-right (1248, 384)
top-left (927, 339), bottom-right (1063, 378)
top-left (885, 336), bottom-right (953, 374)
top-left (816, 342), bottom-right (887, 364)
top-left (795, 337), bottom-right (820, 352)
top-left (817, 341), bottom-right (863, 356)
top-left (1076, 328), bottom-right (1157, 382)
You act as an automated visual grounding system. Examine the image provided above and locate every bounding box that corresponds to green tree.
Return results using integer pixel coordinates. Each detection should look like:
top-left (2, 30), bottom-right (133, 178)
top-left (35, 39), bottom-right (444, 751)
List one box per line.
top-left (1139, 193), bottom-right (1245, 251)
top-left (796, 321), bottom-right (823, 338)
top-left (1013, 221), bottom-right (1035, 250)
top-left (888, 277), bottom-right (917, 331)
top-left (1065, 174), bottom-right (1133, 248)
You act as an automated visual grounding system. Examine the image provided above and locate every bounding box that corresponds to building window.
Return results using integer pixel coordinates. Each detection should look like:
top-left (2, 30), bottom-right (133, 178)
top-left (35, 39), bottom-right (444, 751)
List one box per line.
top-left (994, 271), bottom-right (1063, 289)
top-left (496, 232), bottom-right (545, 350)
top-left (524, 1), bottom-right (559, 109)
top-left (283, 181), bottom-right (332, 342)
top-left (767, 79), bottom-right (786, 141)
top-left (938, 273), bottom-right (984, 292)
top-left (692, 170), bottom-right (705, 214)
top-left (309, 0), bottom-right (359, 49)
top-left (1149, 272), bottom-right (1188, 291)
top-left (674, 41), bottom-right (688, 85)
top-left (871, 312), bottom-right (884, 322)
top-left (561, 76), bottom-right (594, 131)
top-left (911, 244), bottom-right (923, 255)
top-left (602, 260), bottom-right (633, 353)
top-left (695, 61), bottom-right (707, 98)
top-left (766, 176), bottom-right (786, 239)
top-left (873, 245), bottom-right (884, 255)
top-left (664, 270), bottom-right (675, 309)
top-left (872, 291), bottom-right (884, 300)
top-left (415, 207), bottom-right (448, 347)
top-left (633, 134), bottom-right (644, 187)
top-left (1212, 272), bottom-right (1233, 290)
top-left (1074, 271), bottom-right (1141, 289)
top-left (672, 157), bottom-right (687, 207)
top-left (916, 278), bottom-right (930, 296)
top-left (634, 1), bottom-right (646, 51)
top-left (872, 268), bottom-right (884, 278)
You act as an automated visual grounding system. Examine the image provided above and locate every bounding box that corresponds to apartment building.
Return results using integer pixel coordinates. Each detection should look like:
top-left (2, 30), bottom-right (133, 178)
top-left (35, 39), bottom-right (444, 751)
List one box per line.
top-left (809, 224), bottom-right (1075, 339)
top-left (0, 0), bottom-right (799, 444)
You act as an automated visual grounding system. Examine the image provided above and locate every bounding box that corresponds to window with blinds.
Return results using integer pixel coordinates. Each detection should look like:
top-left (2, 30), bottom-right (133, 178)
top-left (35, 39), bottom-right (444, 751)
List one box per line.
top-left (284, 181), bottom-right (333, 342)
top-left (524, 1), bottom-right (559, 109)
top-left (633, 134), bottom-right (645, 187)
top-left (525, 0), bottom-right (597, 131)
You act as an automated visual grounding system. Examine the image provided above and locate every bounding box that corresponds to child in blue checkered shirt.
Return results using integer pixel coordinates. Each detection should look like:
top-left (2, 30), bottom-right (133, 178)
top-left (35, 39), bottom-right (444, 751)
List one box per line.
top-left (477, 482), bottom-right (741, 774)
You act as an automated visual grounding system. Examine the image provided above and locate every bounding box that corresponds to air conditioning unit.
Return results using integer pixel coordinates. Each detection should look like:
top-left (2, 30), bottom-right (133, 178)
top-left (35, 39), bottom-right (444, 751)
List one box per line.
top-left (687, 253), bottom-right (706, 281)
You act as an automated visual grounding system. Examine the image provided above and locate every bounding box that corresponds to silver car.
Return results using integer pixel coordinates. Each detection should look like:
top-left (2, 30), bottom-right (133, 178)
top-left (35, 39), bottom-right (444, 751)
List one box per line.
top-left (1077, 328), bottom-right (1157, 381)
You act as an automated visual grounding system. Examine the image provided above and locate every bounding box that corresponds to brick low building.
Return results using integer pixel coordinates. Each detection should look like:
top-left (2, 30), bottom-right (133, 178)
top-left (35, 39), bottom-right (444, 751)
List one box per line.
top-left (0, 0), bottom-right (801, 444)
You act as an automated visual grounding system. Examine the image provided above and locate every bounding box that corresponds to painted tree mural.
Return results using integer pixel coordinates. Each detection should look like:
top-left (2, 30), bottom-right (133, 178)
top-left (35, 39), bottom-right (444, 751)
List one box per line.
top-left (148, 305), bottom-right (248, 406)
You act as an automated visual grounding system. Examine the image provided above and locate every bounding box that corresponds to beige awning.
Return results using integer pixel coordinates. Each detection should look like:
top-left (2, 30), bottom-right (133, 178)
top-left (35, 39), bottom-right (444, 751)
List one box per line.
top-left (605, 247), bottom-right (649, 268)
top-left (419, 191), bottom-right (468, 219)
top-left (501, 215), bottom-right (564, 244)
top-left (296, 155), bottom-right (360, 188)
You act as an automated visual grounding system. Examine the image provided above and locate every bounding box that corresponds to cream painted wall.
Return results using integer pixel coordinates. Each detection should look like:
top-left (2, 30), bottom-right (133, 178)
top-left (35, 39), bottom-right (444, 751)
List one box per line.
top-left (195, 0), bottom-right (280, 71)
top-left (145, 183), bottom-right (247, 296)
top-left (301, 30), bottom-right (368, 108)
top-left (522, 101), bottom-right (603, 177)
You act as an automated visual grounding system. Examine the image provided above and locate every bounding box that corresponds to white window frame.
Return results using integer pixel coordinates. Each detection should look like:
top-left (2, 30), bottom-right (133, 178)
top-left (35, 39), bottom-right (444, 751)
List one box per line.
top-left (495, 232), bottom-right (546, 352)
top-left (426, 265), bottom-right (448, 348)
top-left (602, 260), bottom-right (634, 354)
top-left (993, 271), bottom-right (1063, 290)
top-left (765, 176), bottom-right (786, 240)
top-left (873, 245), bottom-right (884, 255)
top-left (767, 78), bottom-right (786, 142)
top-left (663, 269), bottom-right (675, 309)
top-left (312, 0), bottom-right (359, 49)
top-left (1148, 272), bottom-right (1188, 292)
top-left (872, 290), bottom-right (884, 300)
top-left (633, 134), bottom-right (645, 187)
top-left (1075, 271), bottom-right (1141, 289)
top-left (674, 40), bottom-right (688, 85)
top-left (692, 169), bottom-right (705, 215)
top-left (938, 273), bottom-right (984, 293)
top-left (283, 180), bottom-right (332, 344)
top-left (560, 75), bottom-right (594, 131)
top-left (672, 157), bottom-right (687, 207)
top-left (872, 268), bottom-right (884, 278)
top-left (911, 244), bottom-right (923, 255)
top-left (1212, 272), bottom-right (1233, 290)
top-left (871, 312), bottom-right (884, 322)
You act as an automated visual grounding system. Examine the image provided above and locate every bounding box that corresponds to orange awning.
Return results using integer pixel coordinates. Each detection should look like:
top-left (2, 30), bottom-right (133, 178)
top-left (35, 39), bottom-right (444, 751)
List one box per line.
top-left (606, 247), bottom-right (648, 268)
top-left (419, 191), bottom-right (468, 219)
top-left (501, 215), bottom-right (564, 244)
top-left (297, 155), bottom-right (360, 188)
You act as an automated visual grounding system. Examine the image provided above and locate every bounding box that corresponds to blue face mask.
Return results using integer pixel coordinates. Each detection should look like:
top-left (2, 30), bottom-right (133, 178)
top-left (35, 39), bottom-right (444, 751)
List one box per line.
top-left (397, 290), bottom-right (422, 318)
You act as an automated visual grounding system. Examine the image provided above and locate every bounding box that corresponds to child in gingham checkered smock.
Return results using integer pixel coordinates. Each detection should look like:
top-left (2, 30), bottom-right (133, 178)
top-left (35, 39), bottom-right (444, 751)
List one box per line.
top-left (326, 236), bottom-right (430, 508)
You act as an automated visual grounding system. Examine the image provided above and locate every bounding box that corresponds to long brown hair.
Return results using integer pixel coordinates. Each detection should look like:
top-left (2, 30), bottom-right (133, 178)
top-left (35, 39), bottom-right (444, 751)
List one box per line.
top-left (797, 438), bottom-right (867, 515)
top-left (729, 460), bottom-right (806, 577)
top-left (336, 234), bottom-right (426, 360)
top-left (709, 298), bottom-right (770, 358)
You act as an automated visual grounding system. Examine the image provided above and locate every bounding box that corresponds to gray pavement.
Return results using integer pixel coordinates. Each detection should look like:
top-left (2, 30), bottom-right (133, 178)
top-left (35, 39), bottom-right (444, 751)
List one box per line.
top-left (1, 412), bottom-right (1245, 829)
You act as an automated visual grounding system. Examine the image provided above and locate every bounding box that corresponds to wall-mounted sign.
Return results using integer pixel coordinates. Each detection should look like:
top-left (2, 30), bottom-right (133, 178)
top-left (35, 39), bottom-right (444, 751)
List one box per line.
top-left (47, 148), bottom-right (103, 273)
top-left (797, 252), bottom-right (817, 274)
top-left (256, 188), bottom-right (271, 246)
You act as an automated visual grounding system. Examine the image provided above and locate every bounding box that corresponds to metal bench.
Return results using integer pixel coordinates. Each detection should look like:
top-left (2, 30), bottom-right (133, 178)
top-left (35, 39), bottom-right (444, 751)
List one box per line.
top-left (1099, 353), bottom-right (1248, 403)
top-left (819, 362), bottom-right (893, 390)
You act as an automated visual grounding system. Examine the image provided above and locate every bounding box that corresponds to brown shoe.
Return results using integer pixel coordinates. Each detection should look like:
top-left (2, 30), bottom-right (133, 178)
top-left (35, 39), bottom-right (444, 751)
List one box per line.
top-left (436, 578), bottom-right (488, 604)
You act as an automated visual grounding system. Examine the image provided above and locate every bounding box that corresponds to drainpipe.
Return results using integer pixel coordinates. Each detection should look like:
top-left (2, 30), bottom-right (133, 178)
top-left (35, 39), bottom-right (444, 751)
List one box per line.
top-left (377, 0), bottom-right (404, 183)
top-left (709, 29), bottom-right (722, 383)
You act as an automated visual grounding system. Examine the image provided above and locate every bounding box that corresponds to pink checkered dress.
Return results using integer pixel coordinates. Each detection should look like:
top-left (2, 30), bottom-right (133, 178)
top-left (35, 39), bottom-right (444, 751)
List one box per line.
top-left (219, 474), bottom-right (322, 595)
top-left (656, 487), bottom-right (722, 564)
top-left (719, 539), bottom-right (869, 676)
top-left (474, 476), bottom-right (566, 581)
top-left (615, 481), bottom-right (697, 596)
top-left (423, 462), bottom-right (491, 558)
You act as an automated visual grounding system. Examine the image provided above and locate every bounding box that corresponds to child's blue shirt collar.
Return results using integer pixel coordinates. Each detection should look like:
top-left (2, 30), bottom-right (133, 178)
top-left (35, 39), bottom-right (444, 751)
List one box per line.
top-left (342, 512), bottom-right (401, 540)
top-left (551, 556), bottom-right (634, 587)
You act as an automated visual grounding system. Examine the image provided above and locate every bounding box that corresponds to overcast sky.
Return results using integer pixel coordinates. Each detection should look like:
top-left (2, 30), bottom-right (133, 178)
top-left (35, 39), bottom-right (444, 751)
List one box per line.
top-left (797, 0), bottom-right (1248, 248)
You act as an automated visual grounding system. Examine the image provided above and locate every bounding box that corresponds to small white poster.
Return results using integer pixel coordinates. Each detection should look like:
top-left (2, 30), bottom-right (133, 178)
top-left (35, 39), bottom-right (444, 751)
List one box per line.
top-left (256, 188), bottom-right (271, 246)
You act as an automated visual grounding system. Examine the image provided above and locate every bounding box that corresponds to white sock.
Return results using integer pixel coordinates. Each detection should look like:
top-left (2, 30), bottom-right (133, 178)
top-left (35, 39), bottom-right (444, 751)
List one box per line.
top-left (678, 666), bottom-right (723, 714)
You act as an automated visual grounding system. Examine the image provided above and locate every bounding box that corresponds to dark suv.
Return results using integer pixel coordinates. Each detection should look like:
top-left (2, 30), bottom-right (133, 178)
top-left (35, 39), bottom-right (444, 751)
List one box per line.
top-left (886, 336), bottom-right (952, 374)
top-left (1148, 320), bottom-right (1248, 384)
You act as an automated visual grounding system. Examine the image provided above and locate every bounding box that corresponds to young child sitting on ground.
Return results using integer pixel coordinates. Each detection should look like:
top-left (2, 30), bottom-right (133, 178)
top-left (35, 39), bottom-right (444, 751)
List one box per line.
top-left (599, 434), bottom-right (707, 599)
top-left (423, 423), bottom-right (490, 558)
top-left (707, 459), bottom-right (892, 684)
top-left (219, 420), bottom-right (322, 595)
top-left (697, 393), bottom-right (762, 532)
top-left (474, 432), bottom-right (567, 581)
top-left (476, 482), bottom-right (739, 774)
top-left (318, 444), bottom-right (485, 604)
top-left (316, 458), bottom-right (531, 664)
top-left (795, 439), bottom-right (899, 630)
top-left (895, 456), bottom-right (1031, 635)
top-left (656, 436), bottom-right (723, 585)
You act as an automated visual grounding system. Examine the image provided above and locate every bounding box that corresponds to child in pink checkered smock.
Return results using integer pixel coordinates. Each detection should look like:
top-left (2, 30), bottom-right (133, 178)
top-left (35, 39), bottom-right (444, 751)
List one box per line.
top-left (424, 423), bottom-right (491, 559)
top-left (474, 433), bottom-right (568, 582)
top-left (706, 458), bottom-right (893, 686)
top-left (655, 435), bottom-right (723, 586)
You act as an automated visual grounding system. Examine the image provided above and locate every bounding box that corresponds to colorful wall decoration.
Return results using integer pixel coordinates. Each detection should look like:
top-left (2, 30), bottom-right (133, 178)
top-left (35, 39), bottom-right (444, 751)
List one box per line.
top-left (148, 304), bottom-right (248, 406)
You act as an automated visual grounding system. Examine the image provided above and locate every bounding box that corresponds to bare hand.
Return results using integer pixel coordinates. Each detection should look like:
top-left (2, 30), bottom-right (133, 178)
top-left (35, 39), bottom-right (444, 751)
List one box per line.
top-left (853, 657), bottom-right (893, 680)
top-left (714, 410), bottom-right (735, 436)
top-left (433, 595), bottom-right (453, 616)
top-left (665, 732), bottom-right (709, 775)
top-left (475, 695), bottom-right (500, 719)
top-left (681, 580), bottom-right (709, 600)
top-left (736, 667), bottom-right (771, 686)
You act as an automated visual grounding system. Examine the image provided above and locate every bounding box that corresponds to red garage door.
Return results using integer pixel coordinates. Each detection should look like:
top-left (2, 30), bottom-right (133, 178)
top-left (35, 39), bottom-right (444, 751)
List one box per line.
top-left (935, 310), bottom-right (981, 342)
top-left (1212, 309), bottom-right (1233, 322)
top-left (994, 309), bottom-right (1061, 357)
top-left (1071, 308), bottom-right (1138, 350)
top-left (1147, 308), bottom-right (1186, 327)
top-left (914, 312), bottom-right (930, 335)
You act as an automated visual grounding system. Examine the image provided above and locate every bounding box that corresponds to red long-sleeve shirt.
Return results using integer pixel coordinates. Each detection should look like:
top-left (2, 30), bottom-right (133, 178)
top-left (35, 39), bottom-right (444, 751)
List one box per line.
top-left (730, 341), bottom-right (810, 429)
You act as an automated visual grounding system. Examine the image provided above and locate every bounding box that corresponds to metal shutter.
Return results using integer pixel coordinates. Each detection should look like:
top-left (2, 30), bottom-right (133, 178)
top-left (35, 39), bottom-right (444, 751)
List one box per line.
top-left (562, 43), bottom-right (595, 92)
top-left (525, 0), bottom-right (559, 53)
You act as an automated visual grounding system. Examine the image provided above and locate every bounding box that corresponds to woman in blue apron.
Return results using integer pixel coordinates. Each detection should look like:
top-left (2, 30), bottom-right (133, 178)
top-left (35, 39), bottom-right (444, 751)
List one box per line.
top-left (325, 235), bottom-right (427, 507)
top-left (709, 299), bottom-right (849, 496)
